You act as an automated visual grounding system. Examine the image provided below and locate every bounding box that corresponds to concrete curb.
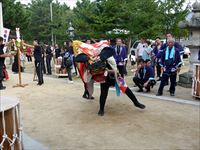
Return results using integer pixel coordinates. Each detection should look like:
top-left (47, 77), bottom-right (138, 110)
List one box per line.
top-left (93, 84), bottom-right (200, 106)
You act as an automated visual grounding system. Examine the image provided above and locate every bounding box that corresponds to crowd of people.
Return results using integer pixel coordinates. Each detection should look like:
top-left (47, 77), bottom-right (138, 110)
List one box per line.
top-left (0, 33), bottom-right (192, 116)
top-left (115, 33), bottom-right (184, 97)
top-left (0, 32), bottom-right (186, 98)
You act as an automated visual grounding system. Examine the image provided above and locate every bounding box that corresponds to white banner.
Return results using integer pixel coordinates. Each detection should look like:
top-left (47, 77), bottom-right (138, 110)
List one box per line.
top-left (3, 28), bottom-right (10, 43)
top-left (0, 2), bottom-right (3, 37)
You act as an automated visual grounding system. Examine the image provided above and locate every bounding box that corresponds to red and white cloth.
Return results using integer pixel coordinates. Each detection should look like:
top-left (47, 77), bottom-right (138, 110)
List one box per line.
top-left (74, 40), bottom-right (127, 96)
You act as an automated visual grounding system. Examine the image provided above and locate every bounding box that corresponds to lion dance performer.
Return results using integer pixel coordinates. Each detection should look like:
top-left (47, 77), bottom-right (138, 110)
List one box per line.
top-left (73, 40), bottom-right (145, 116)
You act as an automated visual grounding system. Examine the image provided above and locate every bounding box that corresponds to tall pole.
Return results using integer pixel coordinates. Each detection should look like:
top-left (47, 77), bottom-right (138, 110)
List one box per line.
top-left (13, 28), bottom-right (28, 88)
top-left (50, 2), bottom-right (54, 46)
top-left (0, 2), bottom-right (3, 37)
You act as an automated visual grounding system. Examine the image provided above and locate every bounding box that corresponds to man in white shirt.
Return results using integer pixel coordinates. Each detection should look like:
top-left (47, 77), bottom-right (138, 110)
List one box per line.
top-left (136, 38), bottom-right (146, 62)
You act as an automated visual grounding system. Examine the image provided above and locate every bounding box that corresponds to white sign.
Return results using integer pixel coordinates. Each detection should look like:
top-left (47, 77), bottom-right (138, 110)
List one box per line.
top-left (0, 2), bottom-right (3, 37)
top-left (3, 28), bottom-right (10, 43)
top-left (16, 28), bottom-right (20, 40)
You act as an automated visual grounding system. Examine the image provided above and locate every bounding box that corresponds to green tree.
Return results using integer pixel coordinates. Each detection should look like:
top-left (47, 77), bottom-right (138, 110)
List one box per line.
top-left (26, 0), bottom-right (73, 45)
top-left (27, 0), bottom-right (53, 42)
top-left (2, 0), bottom-right (30, 39)
top-left (157, 0), bottom-right (189, 38)
top-left (73, 0), bottom-right (97, 39)
top-left (120, 0), bottom-right (163, 39)
top-left (73, 0), bottom-right (189, 40)
top-left (50, 1), bottom-right (73, 45)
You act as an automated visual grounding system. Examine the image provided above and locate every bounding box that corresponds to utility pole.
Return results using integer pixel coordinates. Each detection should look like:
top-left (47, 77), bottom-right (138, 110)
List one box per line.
top-left (50, 2), bottom-right (54, 45)
top-left (0, 1), bottom-right (3, 37)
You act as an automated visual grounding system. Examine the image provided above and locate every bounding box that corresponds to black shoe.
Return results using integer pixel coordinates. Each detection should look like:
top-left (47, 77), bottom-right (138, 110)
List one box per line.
top-left (134, 103), bottom-right (146, 109)
top-left (146, 89), bottom-right (150, 93)
top-left (0, 86), bottom-right (6, 90)
top-left (156, 92), bottom-right (162, 96)
top-left (37, 82), bottom-right (43, 86)
top-left (89, 96), bottom-right (95, 100)
top-left (98, 110), bottom-right (104, 116)
top-left (145, 87), bottom-right (150, 93)
top-left (82, 94), bottom-right (88, 99)
top-left (137, 89), bottom-right (143, 92)
top-left (170, 93), bottom-right (175, 96)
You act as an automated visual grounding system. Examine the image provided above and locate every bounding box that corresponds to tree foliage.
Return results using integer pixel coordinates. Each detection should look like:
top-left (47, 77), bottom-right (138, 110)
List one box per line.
top-left (2, 0), bottom-right (30, 39)
top-left (2, 0), bottom-right (189, 43)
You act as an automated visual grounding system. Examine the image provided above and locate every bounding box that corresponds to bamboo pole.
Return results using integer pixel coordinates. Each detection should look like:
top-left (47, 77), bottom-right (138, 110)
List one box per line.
top-left (13, 48), bottom-right (28, 88)
top-left (13, 28), bottom-right (28, 88)
top-left (17, 48), bottom-right (22, 85)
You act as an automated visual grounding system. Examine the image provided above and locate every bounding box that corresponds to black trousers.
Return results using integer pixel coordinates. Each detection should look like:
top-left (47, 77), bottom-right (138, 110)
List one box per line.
top-left (26, 55), bottom-right (32, 62)
top-left (156, 63), bottom-right (161, 78)
top-left (67, 68), bottom-right (72, 81)
top-left (73, 56), bottom-right (78, 75)
top-left (158, 72), bottom-right (177, 94)
top-left (41, 57), bottom-right (46, 74)
top-left (133, 76), bottom-right (155, 91)
top-left (0, 66), bottom-right (4, 87)
top-left (133, 76), bottom-right (145, 90)
top-left (124, 60), bottom-right (128, 75)
top-left (83, 83), bottom-right (89, 97)
top-left (46, 55), bottom-right (52, 74)
top-left (35, 61), bottom-right (43, 84)
top-left (117, 65), bottom-right (125, 78)
top-left (99, 78), bottom-right (140, 111)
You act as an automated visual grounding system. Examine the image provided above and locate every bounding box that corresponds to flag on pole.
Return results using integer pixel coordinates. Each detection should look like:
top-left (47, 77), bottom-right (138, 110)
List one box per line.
top-left (3, 28), bottom-right (10, 43)
top-left (0, 2), bottom-right (4, 37)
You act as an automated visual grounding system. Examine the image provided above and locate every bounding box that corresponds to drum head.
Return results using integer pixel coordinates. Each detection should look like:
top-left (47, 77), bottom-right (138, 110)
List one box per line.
top-left (0, 96), bottom-right (19, 112)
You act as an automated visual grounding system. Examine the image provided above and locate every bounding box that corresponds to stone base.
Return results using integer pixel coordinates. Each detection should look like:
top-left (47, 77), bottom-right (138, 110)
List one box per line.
top-left (178, 72), bottom-right (193, 88)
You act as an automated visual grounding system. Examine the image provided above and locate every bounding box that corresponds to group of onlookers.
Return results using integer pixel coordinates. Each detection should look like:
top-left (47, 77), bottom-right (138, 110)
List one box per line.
top-left (108, 32), bottom-right (184, 97)
top-left (129, 33), bottom-right (184, 96)
top-left (0, 32), bottom-right (187, 97)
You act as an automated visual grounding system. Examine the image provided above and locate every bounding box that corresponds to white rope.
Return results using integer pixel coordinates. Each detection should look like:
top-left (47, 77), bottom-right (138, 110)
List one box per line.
top-left (17, 104), bottom-right (23, 150)
top-left (0, 111), bottom-right (6, 150)
top-left (0, 104), bottom-right (23, 150)
top-left (10, 108), bottom-right (17, 150)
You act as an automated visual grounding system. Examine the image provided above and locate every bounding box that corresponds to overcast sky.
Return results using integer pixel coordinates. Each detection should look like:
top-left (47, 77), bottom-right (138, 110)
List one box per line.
top-left (17, 0), bottom-right (198, 9)
top-left (18, 0), bottom-right (77, 9)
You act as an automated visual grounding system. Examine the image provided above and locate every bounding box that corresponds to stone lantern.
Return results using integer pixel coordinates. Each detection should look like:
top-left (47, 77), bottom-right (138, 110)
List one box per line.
top-left (67, 21), bottom-right (75, 40)
top-left (178, 0), bottom-right (200, 88)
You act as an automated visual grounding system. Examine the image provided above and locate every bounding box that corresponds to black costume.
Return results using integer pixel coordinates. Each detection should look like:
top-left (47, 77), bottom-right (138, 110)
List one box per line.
top-left (55, 48), bottom-right (61, 58)
top-left (98, 63), bottom-right (145, 116)
top-left (41, 46), bottom-right (46, 74)
top-left (12, 51), bottom-right (23, 73)
top-left (74, 46), bottom-right (145, 116)
top-left (46, 46), bottom-right (52, 75)
top-left (34, 45), bottom-right (44, 85)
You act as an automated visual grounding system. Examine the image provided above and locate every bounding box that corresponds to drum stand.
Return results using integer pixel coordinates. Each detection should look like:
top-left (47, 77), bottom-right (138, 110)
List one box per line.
top-left (13, 48), bottom-right (28, 88)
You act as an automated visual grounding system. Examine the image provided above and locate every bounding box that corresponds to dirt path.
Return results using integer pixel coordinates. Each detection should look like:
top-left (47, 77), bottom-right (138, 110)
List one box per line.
top-left (1, 71), bottom-right (199, 150)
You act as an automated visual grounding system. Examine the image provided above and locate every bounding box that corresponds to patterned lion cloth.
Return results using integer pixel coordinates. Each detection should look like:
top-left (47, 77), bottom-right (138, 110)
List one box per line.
top-left (72, 40), bottom-right (127, 96)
